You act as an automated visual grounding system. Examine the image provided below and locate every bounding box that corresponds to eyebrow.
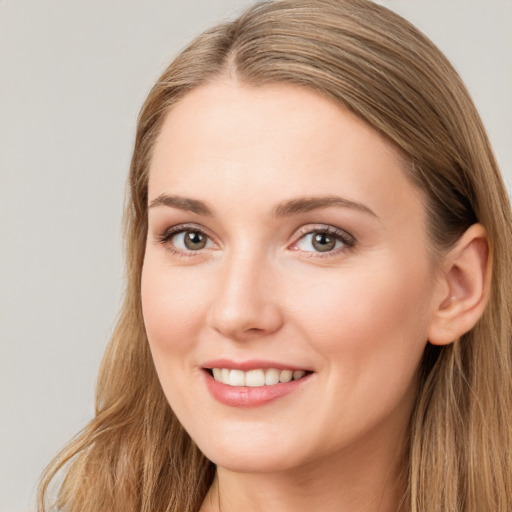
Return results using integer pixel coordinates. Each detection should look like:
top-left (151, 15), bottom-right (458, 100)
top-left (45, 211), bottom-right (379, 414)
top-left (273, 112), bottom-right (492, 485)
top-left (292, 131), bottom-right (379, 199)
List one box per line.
top-left (148, 193), bottom-right (376, 218)
top-left (272, 196), bottom-right (377, 218)
top-left (149, 194), bottom-right (213, 216)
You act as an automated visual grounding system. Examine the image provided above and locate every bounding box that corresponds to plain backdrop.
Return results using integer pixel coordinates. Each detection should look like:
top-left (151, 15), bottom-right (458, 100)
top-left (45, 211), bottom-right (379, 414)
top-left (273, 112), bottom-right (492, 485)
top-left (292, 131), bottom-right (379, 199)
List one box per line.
top-left (1, 1), bottom-right (511, 511)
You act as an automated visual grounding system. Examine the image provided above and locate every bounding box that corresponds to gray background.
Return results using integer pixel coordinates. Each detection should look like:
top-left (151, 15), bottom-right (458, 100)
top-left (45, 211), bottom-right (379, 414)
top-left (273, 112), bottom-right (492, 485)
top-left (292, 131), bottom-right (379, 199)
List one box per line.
top-left (1, 1), bottom-right (510, 511)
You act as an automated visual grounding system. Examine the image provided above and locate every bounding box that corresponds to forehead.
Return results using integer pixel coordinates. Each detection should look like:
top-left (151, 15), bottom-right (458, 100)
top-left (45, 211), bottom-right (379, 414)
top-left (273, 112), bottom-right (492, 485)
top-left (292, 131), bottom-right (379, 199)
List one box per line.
top-left (148, 80), bottom-right (425, 227)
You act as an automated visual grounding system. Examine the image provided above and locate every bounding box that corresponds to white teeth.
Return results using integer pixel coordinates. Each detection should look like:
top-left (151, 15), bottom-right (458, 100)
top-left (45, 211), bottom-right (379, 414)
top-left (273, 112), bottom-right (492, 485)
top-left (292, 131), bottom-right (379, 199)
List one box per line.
top-left (229, 369), bottom-right (245, 387)
top-left (210, 368), bottom-right (308, 387)
top-left (279, 370), bottom-right (293, 383)
top-left (265, 368), bottom-right (280, 385)
top-left (246, 369), bottom-right (265, 387)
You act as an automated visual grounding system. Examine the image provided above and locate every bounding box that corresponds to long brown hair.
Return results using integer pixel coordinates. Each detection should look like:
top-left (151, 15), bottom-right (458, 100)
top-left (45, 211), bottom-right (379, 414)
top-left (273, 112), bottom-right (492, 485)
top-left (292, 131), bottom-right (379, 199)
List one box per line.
top-left (38, 1), bottom-right (512, 510)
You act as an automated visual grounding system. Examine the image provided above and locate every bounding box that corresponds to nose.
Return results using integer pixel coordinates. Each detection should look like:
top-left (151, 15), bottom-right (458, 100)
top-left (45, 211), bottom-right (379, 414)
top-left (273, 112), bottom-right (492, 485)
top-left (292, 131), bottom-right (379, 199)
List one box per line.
top-left (206, 252), bottom-right (284, 342)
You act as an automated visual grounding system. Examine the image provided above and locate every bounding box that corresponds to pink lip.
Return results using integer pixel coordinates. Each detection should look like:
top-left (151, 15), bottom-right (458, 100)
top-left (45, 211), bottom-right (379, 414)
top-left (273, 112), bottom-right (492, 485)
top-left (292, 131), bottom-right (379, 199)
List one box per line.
top-left (202, 359), bottom-right (311, 372)
top-left (202, 365), bottom-right (313, 408)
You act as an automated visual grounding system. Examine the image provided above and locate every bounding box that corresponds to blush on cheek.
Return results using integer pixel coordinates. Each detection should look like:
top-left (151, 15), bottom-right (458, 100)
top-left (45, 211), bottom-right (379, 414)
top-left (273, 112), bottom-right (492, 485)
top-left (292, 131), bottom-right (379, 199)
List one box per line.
top-left (143, 295), bottom-right (190, 352)
top-left (141, 256), bottom-right (206, 350)
top-left (296, 264), bottom-right (429, 358)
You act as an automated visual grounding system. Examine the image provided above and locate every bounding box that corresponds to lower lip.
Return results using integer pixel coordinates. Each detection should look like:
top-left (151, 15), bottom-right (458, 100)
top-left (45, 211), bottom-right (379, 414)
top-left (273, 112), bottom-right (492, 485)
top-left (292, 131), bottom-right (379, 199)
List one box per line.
top-left (204, 371), bottom-right (312, 407)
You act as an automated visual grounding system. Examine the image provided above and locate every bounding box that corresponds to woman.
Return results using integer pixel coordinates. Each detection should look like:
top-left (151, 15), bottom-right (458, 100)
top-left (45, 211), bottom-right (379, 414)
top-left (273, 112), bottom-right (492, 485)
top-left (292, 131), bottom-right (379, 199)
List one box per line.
top-left (38, 0), bottom-right (512, 511)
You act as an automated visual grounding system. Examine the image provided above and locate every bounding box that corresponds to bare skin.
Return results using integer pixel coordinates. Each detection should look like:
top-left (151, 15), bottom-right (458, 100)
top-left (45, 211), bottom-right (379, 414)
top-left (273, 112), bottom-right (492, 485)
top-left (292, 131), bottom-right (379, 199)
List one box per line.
top-left (142, 80), bottom-right (489, 512)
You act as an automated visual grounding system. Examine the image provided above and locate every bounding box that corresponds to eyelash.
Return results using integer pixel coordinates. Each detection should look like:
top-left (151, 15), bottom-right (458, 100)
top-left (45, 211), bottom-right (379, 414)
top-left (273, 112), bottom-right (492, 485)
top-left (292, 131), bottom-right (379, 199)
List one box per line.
top-left (290, 224), bottom-right (355, 257)
top-left (156, 223), bottom-right (212, 258)
top-left (156, 223), bottom-right (356, 258)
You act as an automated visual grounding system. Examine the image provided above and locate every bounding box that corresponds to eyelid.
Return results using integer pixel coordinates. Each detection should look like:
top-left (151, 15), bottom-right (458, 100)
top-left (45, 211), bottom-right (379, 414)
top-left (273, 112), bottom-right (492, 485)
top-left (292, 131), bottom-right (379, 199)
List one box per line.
top-left (154, 222), bottom-right (355, 257)
top-left (289, 224), bottom-right (356, 255)
top-left (156, 223), bottom-right (218, 250)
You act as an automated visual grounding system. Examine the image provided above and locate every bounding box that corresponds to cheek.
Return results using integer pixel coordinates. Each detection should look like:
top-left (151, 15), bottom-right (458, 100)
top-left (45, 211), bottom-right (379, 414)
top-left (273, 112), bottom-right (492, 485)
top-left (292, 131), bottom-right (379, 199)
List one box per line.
top-left (281, 261), bottom-right (432, 449)
top-left (140, 254), bottom-right (213, 418)
top-left (141, 255), bottom-right (207, 354)
top-left (289, 259), bottom-right (432, 398)
top-left (295, 260), bottom-right (430, 339)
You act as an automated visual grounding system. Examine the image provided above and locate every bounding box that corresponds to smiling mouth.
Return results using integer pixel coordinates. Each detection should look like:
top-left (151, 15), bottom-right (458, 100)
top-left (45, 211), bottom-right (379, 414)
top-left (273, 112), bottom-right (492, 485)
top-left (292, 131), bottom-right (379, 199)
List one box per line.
top-left (206, 368), bottom-right (311, 387)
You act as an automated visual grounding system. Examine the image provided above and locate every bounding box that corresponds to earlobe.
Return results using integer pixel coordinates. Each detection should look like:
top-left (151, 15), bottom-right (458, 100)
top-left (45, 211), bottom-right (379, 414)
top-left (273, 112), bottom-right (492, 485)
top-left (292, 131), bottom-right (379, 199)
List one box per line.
top-left (428, 224), bottom-right (491, 346)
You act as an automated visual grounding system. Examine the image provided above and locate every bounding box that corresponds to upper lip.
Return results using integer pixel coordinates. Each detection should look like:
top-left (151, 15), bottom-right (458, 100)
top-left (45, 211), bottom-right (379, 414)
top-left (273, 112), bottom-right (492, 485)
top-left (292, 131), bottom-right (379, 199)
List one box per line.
top-left (202, 359), bottom-right (313, 372)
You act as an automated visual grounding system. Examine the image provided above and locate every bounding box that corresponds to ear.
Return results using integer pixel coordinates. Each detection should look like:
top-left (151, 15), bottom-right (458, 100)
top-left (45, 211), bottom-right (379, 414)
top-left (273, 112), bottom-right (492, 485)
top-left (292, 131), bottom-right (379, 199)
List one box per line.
top-left (428, 224), bottom-right (492, 346)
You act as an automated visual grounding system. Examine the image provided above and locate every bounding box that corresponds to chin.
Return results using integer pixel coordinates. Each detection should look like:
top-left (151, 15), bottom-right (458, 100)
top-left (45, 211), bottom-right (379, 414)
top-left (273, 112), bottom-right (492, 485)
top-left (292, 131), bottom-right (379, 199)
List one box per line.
top-left (204, 447), bottom-right (299, 474)
top-left (191, 427), bottom-right (309, 474)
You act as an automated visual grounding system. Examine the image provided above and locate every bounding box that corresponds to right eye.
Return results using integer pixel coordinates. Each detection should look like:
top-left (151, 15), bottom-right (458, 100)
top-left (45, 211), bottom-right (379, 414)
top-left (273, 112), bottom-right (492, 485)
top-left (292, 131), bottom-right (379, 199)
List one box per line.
top-left (158, 226), bottom-right (215, 254)
top-left (173, 230), bottom-right (211, 251)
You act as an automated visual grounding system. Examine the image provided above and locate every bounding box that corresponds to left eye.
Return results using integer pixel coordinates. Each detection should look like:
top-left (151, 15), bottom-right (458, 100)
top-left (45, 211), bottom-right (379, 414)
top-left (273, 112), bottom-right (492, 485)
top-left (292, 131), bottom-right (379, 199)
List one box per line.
top-left (295, 230), bottom-right (350, 253)
top-left (171, 230), bottom-right (213, 251)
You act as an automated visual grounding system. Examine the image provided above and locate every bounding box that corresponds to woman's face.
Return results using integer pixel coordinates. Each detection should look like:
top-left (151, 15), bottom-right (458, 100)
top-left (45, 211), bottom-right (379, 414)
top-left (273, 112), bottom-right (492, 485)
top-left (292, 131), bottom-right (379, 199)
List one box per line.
top-left (142, 81), bottom-right (440, 473)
